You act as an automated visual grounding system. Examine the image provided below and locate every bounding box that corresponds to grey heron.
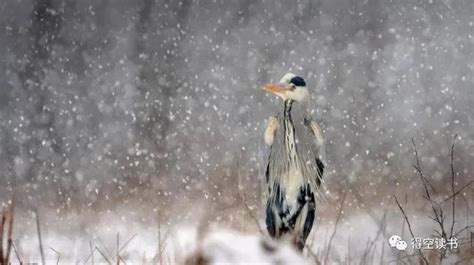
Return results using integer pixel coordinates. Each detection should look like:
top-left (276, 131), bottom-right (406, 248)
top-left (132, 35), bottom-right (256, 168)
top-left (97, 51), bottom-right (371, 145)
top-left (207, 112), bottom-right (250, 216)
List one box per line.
top-left (262, 73), bottom-right (325, 251)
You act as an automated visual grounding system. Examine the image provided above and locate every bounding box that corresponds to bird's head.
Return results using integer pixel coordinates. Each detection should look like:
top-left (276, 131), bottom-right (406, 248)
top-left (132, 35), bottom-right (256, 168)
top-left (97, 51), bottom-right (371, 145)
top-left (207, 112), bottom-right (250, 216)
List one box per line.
top-left (263, 73), bottom-right (309, 103)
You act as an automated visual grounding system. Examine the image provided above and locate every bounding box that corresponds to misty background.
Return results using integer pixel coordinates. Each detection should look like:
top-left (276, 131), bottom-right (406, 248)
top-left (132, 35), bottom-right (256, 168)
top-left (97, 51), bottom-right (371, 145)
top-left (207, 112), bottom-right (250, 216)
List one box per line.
top-left (0, 1), bottom-right (473, 260)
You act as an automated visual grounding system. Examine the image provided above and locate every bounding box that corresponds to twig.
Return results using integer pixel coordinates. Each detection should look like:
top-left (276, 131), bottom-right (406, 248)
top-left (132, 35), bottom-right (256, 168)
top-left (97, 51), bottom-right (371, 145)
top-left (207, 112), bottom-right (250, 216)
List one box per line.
top-left (412, 139), bottom-right (447, 243)
top-left (360, 211), bottom-right (387, 264)
top-left (348, 236), bottom-right (351, 265)
top-left (454, 225), bottom-right (474, 238)
top-left (412, 139), bottom-right (438, 195)
top-left (116, 232), bottom-right (120, 265)
top-left (0, 209), bottom-right (5, 264)
top-left (152, 213), bottom-right (170, 264)
top-left (11, 241), bottom-right (22, 264)
top-left (109, 232), bottom-right (137, 264)
top-left (394, 195), bottom-right (429, 264)
top-left (84, 244), bottom-right (96, 264)
top-left (349, 185), bottom-right (386, 229)
top-left (5, 203), bottom-right (14, 265)
top-left (397, 195), bottom-right (408, 263)
top-left (449, 134), bottom-right (457, 239)
top-left (97, 236), bottom-right (114, 261)
top-left (95, 246), bottom-right (112, 265)
top-left (380, 240), bottom-right (385, 265)
top-left (34, 209), bottom-right (46, 265)
top-left (388, 252), bottom-right (424, 264)
top-left (369, 244), bottom-right (377, 265)
top-left (305, 242), bottom-right (322, 265)
top-left (119, 233), bottom-right (137, 253)
top-left (237, 160), bottom-right (263, 234)
top-left (50, 247), bottom-right (61, 265)
top-left (441, 181), bottom-right (473, 204)
top-left (90, 240), bottom-right (95, 265)
top-left (323, 192), bottom-right (346, 265)
top-left (156, 213), bottom-right (163, 265)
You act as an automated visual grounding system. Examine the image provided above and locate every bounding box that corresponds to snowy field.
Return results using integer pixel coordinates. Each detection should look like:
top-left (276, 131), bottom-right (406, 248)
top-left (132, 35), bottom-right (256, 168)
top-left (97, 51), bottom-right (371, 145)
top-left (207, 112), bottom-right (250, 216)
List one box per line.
top-left (7, 183), bottom-right (474, 264)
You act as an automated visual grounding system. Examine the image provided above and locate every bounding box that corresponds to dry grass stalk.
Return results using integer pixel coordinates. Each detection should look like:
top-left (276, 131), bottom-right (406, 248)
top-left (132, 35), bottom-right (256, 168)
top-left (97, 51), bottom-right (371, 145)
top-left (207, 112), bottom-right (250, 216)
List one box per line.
top-left (397, 194), bottom-right (408, 263)
top-left (152, 213), bottom-right (170, 264)
top-left (98, 236), bottom-right (114, 261)
top-left (34, 209), bottom-right (46, 265)
top-left (359, 211), bottom-right (387, 265)
top-left (95, 246), bottom-right (112, 264)
top-left (116, 232), bottom-right (119, 265)
top-left (348, 236), bottom-right (351, 265)
top-left (323, 192), bottom-right (346, 265)
top-left (90, 240), bottom-right (95, 265)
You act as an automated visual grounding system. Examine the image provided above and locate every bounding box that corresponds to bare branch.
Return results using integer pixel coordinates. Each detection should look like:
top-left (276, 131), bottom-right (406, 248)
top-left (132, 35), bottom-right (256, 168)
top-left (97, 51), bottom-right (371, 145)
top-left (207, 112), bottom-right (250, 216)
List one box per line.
top-left (394, 195), bottom-right (429, 265)
top-left (412, 138), bottom-right (447, 243)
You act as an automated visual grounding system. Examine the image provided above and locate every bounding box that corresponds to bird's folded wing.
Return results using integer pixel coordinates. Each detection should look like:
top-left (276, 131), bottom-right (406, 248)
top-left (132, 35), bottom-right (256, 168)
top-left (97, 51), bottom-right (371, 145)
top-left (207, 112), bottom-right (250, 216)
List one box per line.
top-left (264, 116), bottom-right (278, 146)
top-left (259, 116), bottom-right (279, 202)
top-left (300, 118), bottom-right (326, 193)
top-left (307, 120), bottom-right (324, 147)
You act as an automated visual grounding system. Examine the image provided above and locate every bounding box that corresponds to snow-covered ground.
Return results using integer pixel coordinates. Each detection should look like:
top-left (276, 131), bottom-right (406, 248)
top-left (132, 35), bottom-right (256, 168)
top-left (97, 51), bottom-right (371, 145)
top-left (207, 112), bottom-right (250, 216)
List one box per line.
top-left (9, 196), bottom-right (472, 264)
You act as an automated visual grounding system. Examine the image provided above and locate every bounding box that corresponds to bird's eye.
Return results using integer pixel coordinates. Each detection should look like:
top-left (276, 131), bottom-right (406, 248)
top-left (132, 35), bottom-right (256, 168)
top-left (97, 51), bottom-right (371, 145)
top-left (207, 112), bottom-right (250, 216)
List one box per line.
top-left (289, 84), bottom-right (296, 91)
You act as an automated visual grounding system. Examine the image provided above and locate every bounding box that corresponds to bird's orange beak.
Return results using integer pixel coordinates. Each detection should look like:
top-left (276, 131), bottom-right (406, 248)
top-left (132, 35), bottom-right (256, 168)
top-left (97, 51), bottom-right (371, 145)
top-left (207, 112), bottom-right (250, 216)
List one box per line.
top-left (263, 83), bottom-right (287, 93)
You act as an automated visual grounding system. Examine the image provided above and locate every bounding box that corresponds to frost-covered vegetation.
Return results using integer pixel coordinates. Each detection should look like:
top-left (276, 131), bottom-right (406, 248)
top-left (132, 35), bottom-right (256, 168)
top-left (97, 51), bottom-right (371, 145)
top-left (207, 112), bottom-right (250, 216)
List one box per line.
top-left (0, 0), bottom-right (473, 264)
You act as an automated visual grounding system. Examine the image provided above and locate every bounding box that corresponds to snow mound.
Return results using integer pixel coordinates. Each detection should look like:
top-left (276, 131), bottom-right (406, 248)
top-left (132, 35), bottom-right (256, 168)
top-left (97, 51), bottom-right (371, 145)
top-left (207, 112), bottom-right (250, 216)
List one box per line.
top-left (183, 228), bottom-right (308, 265)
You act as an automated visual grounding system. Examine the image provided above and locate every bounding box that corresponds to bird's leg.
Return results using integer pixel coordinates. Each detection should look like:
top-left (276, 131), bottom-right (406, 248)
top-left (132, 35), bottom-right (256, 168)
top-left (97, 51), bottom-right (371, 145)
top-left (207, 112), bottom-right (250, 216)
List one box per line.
top-left (290, 187), bottom-right (316, 251)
